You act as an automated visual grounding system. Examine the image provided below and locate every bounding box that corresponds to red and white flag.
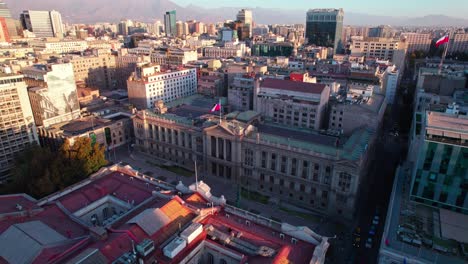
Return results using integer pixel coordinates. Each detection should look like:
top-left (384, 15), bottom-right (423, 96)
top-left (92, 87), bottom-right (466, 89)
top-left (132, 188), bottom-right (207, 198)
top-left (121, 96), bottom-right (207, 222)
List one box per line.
top-left (210, 103), bottom-right (221, 112)
top-left (435, 35), bottom-right (449, 48)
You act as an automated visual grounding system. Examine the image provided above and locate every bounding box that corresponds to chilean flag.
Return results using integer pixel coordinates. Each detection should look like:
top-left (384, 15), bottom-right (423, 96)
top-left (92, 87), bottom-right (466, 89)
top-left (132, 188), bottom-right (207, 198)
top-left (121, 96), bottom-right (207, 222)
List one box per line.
top-left (435, 35), bottom-right (449, 48)
top-left (210, 103), bottom-right (221, 112)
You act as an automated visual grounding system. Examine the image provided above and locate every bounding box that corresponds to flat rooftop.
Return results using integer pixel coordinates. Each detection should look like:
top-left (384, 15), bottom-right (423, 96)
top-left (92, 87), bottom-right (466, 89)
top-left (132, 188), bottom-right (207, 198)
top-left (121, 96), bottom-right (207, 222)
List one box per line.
top-left (426, 111), bottom-right (468, 133)
top-left (257, 124), bottom-right (339, 147)
top-left (260, 78), bottom-right (326, 94)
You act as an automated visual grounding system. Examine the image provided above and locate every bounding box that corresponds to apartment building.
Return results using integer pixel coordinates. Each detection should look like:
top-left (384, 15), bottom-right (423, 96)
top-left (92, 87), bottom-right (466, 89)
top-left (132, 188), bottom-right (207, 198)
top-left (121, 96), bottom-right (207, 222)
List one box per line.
top-left (0, 73), bottom-right (38, 182)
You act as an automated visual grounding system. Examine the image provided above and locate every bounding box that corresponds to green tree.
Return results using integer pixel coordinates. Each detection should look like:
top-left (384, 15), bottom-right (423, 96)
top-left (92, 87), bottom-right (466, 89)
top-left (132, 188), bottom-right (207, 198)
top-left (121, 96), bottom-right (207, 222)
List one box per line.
top-left (2, 137), bottom-right (108, 198)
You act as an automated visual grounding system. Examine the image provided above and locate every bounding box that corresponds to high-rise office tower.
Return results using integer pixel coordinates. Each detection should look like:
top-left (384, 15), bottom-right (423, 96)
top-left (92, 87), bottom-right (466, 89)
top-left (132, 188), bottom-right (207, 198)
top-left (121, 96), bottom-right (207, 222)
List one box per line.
top-left (236, 9), bottom-right (252, 38)
top-left (0, 73), bottom-right (38, 182)
top-left (50, 10), bottom-right (64, 38)
top-left (118, 20), bottom-right (129, 35)
top-left (306, 8), bottom-right (344, 54)
top-left (0, 0), bottom-right (11, 18)
top-left (164, 10), bottom-right (176, 37)
top-left (20, 10), bottom-right (64, 38)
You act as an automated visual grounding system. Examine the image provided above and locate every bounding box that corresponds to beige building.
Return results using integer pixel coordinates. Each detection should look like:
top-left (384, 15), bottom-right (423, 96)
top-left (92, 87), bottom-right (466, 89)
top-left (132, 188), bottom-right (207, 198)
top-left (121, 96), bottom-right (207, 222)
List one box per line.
top-left (449, 32), bottom-right (468, 54)
top-left (133, 102), bottom-right (376, 220)
top-left (64, 52), bottom-right (117, 90)
top-left (0, 73), bottom-right (38, 182)
top-left (115, 48), bottom-right (150, 89)
top-left (127, 63), bottom-right (197, 109)
top-left (150, 48), bottom-right (198, 66)
top-left (22, 63), bottom-right (80, 127)
top-left (401, 33), bottom-right (432, 53)
top-left (255, 78), bottom-right (330, 130)
top-left (350, 37), bottom-right (402, 60)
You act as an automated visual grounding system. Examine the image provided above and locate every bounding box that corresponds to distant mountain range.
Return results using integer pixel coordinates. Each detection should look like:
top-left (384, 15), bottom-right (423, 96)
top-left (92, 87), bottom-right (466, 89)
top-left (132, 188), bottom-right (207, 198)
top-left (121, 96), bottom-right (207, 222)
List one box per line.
top-left (5, 0), bottom-right (468, 26)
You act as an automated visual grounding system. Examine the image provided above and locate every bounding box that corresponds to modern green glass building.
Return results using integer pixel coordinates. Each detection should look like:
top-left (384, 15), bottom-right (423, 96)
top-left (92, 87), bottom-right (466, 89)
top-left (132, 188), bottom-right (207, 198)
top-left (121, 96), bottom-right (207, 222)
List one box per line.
top-left (410, 111), bottom-right (468, 214)
top-left (251, 42), bottom-right (293, 57)
top-left (164, 10), bottom-right (176, 37)
top-left (305, 8), bottom-right (344, 54)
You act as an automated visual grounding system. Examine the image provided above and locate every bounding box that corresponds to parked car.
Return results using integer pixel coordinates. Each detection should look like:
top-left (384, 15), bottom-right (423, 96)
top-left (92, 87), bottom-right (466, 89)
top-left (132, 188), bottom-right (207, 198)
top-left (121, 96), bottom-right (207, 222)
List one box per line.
top-left (369, 225), bottom-right (376, 236)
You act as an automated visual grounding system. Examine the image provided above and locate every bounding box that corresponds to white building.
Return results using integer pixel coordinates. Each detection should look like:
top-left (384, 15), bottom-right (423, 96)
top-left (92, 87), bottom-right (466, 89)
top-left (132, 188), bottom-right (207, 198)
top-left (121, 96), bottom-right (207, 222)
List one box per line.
top-left (20, 10), bottom-right (64, 38)
top-left (31, 40), bottom-right (88, 54)
top-left (0, 73), bottom-right (38, 182)
top-left (49, 10), bottom-right (64, 38)
top-left (204, 41), bottom-right (248, 58)
top-left (20, 10), bottom-right (54, 38)
top-left (382, 65), bottom-right (399, 104)
top-left (127, 63), bottom-right (197, 109)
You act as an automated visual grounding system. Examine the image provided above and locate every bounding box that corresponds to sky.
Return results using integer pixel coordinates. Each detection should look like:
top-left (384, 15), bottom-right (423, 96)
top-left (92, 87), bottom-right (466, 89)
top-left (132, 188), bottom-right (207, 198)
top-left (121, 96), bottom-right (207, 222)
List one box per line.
top-left (172, 0), bottom-right (468, 18)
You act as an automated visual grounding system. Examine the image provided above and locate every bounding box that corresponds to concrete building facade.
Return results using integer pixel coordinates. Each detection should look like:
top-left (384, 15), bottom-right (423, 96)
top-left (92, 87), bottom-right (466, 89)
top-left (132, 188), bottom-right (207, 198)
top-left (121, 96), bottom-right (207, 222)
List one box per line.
top-left (350, 37), bottom-right (401, 61)
top-left (401, 33), bottom-right (432, 53)
top-left (133, 106), bottom-right (375, 220)
top-left (0, 73), bottom-right (38, 182)
top-left (228, 76), bottom-right (256, 112)
top-left (255, 78), bottom-right (330, 130)
top-left (64, 52), bottom-right (117, 90)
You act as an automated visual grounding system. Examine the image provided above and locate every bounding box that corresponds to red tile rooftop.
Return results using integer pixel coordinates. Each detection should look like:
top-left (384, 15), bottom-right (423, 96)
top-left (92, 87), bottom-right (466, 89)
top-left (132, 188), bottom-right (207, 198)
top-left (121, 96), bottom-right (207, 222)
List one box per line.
top-left (0, 194), bottom-right (40, 215)
top-left (0, 203), bottom-right (88, 238)
top-left (58, 171), bottom-right (154, 213)
top-left (0, 166), bottom-right (327, 264)
top-left (261, 78), bottom-right (326, 94)
top-left (200, 210), bottom-right (316, 264)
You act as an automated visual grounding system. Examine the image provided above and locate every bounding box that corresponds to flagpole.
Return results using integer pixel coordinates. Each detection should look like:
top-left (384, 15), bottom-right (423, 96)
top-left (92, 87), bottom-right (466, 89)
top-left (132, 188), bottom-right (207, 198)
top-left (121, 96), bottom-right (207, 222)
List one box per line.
top-left (219, 98), bottom-right (222, 125)
top-left (438, 34), bottom-right (450, 74)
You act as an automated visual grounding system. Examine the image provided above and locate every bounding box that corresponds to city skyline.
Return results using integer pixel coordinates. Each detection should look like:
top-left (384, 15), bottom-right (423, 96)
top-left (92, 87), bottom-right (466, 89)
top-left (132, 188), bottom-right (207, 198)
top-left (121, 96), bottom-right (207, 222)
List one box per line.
top-left (172, 0), bottom-right (468, 18)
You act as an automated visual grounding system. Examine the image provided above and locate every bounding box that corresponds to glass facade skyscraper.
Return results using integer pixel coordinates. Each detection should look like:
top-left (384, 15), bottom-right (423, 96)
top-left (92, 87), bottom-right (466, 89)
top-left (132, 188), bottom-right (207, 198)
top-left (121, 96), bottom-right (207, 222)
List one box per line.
top-left (164, 10), bottom-right (176, 37)
top-left (410, 111), bottom-right (468, 214)
top-left (305, 8), bottom-right (344, 54)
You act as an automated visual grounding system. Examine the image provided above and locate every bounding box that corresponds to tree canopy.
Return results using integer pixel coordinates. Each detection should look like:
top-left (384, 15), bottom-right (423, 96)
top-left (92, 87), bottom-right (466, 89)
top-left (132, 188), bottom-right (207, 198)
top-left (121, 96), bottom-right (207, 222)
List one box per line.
top-left (2, 137), bottom-right (107, 198)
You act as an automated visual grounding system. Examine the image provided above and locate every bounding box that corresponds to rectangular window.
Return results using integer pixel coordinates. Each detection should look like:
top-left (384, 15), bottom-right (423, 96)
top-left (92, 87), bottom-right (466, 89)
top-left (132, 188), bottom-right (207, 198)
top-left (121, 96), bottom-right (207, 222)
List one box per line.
top-left (211, 136), bottom-right (216, 157)
top-left (291, 158), bottom-right (297, 176)
top-left (281, 156), bottom-right (287, 173)
top-left (226, 140), bottom-right (232, 161)
top-left (261, 151), bottom-right (267, 168)
top-left (270, 153), bottom-right (277, 171)
top-left (302, 160), bottom-right (309, 179)
top-left (218, 138), bottom-right (224, 159)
